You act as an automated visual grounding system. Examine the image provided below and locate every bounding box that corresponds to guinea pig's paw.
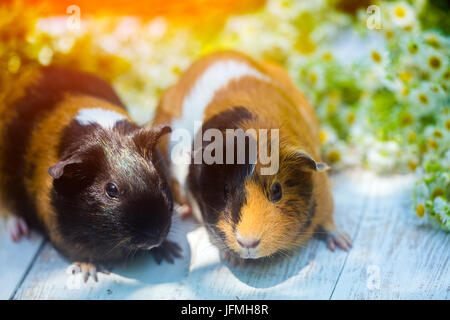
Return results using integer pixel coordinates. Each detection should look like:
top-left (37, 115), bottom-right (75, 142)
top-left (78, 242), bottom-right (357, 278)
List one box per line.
top-left (151, 240), bottom-right (183, 264)
top-left (179, 204), bottom-right (192, 219)
top-left (7, 216), bottom-right (29, 242)
top-left (68, 262), bottom-right (110, 283)
top-left (325, 229), bottom-right (352, 252)
top-left (220, 250), bottom-right (249, 268)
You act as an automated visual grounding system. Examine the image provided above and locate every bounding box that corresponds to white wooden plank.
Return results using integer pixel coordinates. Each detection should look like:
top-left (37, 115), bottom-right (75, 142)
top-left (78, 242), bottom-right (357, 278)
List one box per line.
top-left (0, 218), bottom-right (44, 299)
top-left (171, 171), bottom-right (368, 299)
top-left (13, 219), bottom-right (198, 300)
top-left (331, 174), bottom-right (450, 299)
top-left (13, 171), bottom-right (367, 299)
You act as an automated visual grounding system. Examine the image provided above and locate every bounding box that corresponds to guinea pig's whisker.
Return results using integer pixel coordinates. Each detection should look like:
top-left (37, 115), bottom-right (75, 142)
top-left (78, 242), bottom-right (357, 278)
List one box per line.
top-left (204, 204), bottom-right (223, 217)
top-left (124, 247), bottom-right (138, 265)
top-left (105, 236), bottom-right (131, 256)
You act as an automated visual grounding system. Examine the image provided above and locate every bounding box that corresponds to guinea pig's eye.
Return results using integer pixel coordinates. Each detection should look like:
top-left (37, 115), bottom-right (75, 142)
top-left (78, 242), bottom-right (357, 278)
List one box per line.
top-left (270, 182), bottom-right (282, 203)
top-left (224, 184), bottom-right (230, 199)
top-left (105, 183), bottom-right (119, 199)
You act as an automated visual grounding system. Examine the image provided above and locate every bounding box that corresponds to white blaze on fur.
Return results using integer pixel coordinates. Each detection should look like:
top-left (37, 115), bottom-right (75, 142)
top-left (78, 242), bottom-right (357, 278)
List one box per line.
top-left (170, 59), bottom-right (270, 209)
top-left (75, 108), bottom-right (127, 129)
top-left (173, 60), bottom-right (269, 140)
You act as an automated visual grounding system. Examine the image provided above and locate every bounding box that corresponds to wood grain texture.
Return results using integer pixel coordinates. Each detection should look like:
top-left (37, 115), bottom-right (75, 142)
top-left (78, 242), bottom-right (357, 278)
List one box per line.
top-left (331, 173), bottom-right (450, 300)
top-left (0, 219), bottom-right (44, 299)
top-left (7, 171), bottom-right (450, 299)
top-left (12, 171), bottom-right (366, 299)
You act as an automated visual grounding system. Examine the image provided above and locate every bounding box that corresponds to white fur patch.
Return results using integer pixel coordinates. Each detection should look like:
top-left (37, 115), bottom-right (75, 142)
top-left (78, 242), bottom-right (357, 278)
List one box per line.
top-left (172, 60), bottom-right (269, 140)
top-left (170, 59), bottom-right (270, 189)
top-left (75, 108), bottom-right (127, 129)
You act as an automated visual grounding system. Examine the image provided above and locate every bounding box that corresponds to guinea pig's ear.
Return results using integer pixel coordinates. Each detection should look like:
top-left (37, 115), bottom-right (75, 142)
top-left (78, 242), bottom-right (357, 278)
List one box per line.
top-left (294, 150), bottom-right (330, 172)
top-left (133, 123), bottom-right (172, 152)
top-left (48, 156), bottom-right (83, 179)
top-left (148, 123), bottom-right (172, 143)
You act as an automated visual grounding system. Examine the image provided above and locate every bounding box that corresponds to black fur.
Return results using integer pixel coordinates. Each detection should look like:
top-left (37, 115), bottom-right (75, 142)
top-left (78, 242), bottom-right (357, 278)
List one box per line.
top-left (51, 120), bottom-right (173, 263)
top-left (188, 107), bottom-right (255, 227)
top-left (187, 106), bottom-right (316, 257)
top-left (1, 66), bottom-right (173, 263)
top-left (1, 66), bottom-right (125, 230)
top-left (302, 200), bottom-right (316, 231)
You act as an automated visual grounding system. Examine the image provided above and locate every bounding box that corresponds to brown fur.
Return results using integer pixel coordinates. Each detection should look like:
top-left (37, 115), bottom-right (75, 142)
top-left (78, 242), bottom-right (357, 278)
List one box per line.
top-left (154, 51), bottom-right (339, 258)
top-left (0, 67), bottom-right (127, 245)
top-left (0, 68), bottom-right (41, 215)
top-left (1, 66), bottom-right (178, 267)
top-left (23, 93), bottom-right (128, 244)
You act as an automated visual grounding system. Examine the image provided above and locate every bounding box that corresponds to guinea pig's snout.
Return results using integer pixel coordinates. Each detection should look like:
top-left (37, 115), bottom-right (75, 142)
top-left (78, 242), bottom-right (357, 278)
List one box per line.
top-left (138, 220), bottom-right (170, 250)
top-left (236, 233), bottom-right (261, 251)
top-left (149, 217), bottom-right (171, 240)
top-left (128, 199), bottom-right (172, 249)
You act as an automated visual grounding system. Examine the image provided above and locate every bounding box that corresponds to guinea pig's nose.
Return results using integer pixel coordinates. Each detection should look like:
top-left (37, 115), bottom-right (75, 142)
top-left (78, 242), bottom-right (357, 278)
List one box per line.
top-left (236, 234), bottom-right (261, 249)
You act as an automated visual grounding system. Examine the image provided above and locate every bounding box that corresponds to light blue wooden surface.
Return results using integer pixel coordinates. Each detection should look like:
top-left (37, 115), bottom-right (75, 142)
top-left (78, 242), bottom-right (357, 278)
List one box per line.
top-left (1, 171), bottom-right (449, 299)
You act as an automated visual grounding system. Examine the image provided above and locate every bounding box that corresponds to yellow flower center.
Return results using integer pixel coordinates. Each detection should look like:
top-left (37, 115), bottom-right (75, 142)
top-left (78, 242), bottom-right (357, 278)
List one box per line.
top-left (419, 142), bottom-right (428, 153)
top-left (400, 113), bottom-right (413, 126)
top-left (418, 93), bottom-right (428, 104)
top-left (371, 51), bottom-right (382, 63)
top-left (416, 204), bottom-right (425, 218)
top-left (399, 71), bottom-right (412, 82)
top-left (408, 43), bottom-right (418, 54)
top-left (408, 160), bottom-right (417, 171)
top-left (322, 52), bottom-right (333, 61)
top-left (443, 70), bottom-right (450, 80)
top-left (309, 72), bottom-right (317, 84)
top-left (385, 30), bottom-right (393, 40)
top-left (328, 150), bottom-right (341, 163)
top-left (432, 188), bottom-right (444, 199)
top-left (401, 87), bottom-right (409, 96)
top-left (428, 139), bottom-right (438, 149)
top-left (327, 103), bottom-right (337, 114)
top-left (319, 131), bottom-right (327, 144)
top-left (346, 113), bottom-right (355, 124)
top-left (329, 90), bottom-right (340, 102)
top-left (428, 56), bottom-right (441, 70)
top-left (426, 36), bottom-right (440, 47)
top-left (433, 130), bottom-right (443, 138)
top-left (394, 6), bottom-right (406, 18)
top-left (172, 65), bottom-right (182, 75)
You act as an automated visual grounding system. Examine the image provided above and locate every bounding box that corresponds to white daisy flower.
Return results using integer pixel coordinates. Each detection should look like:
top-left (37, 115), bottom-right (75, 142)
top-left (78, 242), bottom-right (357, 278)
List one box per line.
top-left (389, 2), bottom-right (417, 29)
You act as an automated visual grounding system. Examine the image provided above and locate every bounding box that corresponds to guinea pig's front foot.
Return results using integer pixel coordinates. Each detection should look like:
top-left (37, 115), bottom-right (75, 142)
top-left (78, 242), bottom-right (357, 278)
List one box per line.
top-left (7, 216), bottom-right (29, 242)
top-left (324, 228), bottom-right (352, 252)
top-left (220, 250), bottom-right (249, 268)
top-left (151, 240), bottom-right (182, 264)
top-left (68, 262), bottom-right (110, 283)
top-left (179, 204), bottom-right (192, 219)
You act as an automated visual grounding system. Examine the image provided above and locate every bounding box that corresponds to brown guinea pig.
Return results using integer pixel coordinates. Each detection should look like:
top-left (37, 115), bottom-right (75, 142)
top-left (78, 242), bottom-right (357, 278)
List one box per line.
top-left (153, 51), bottom-right (351, 266)
top-left (0, 66), bottom-right (180, 280)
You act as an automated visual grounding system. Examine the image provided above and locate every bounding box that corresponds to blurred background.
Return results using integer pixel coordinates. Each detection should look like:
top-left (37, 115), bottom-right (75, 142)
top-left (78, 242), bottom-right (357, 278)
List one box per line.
top-left (0, 0), bottom-right (448, 230)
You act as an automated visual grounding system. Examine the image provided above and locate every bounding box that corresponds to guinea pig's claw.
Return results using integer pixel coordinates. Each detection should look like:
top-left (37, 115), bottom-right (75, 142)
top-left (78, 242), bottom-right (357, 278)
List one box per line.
top-left (326, 229), bottom-right (352, 252)
top-left (7, 216), bottom-right (29, 242)
top-left (151, 240), bottom-right (183, 264)
top-left (68, 262), bottom-right (110, 283)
